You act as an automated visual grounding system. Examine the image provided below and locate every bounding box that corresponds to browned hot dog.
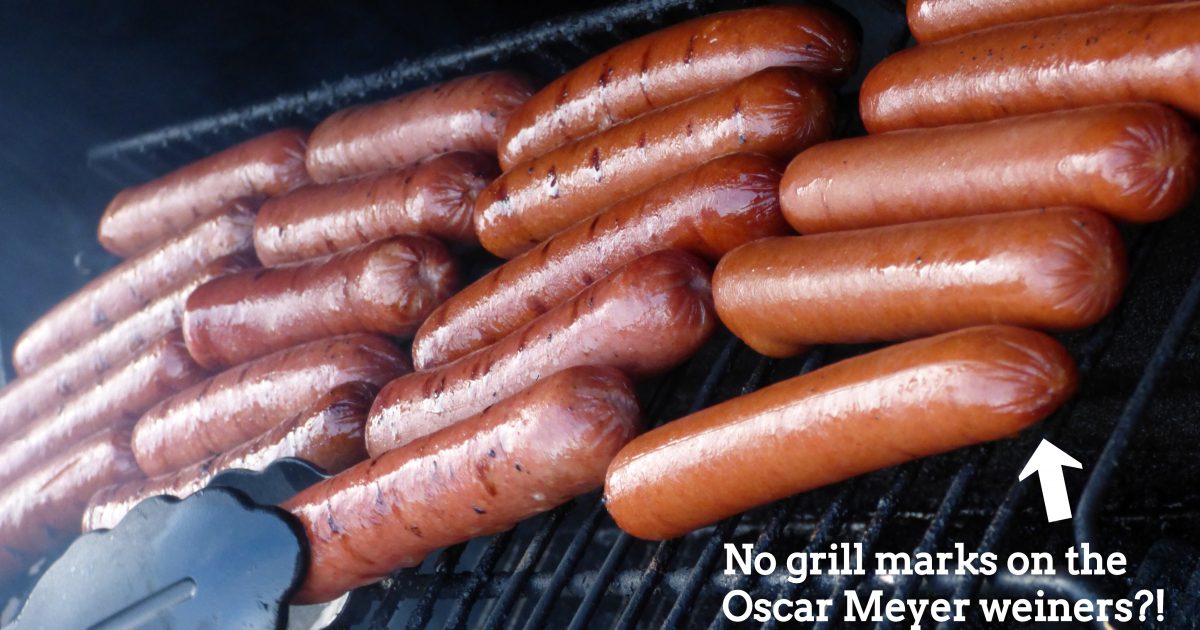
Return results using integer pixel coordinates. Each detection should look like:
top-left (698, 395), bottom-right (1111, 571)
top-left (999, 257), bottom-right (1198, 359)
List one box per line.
top-left (860, 3), bottom-right (1200, 133)
top-left (413, 153), bottom-right (787, 370)
top-left (475, 67), bottom-right (834, 259)
top-left (82, 381), bottom-right (376, 532)
top-left (781, 103), bottom-right (1199, 231)
top-left (14, 200), bottom-right (258, 376)
top-left (714, 208), bottom-right (1126, 358)
top-left (98, 129), bottom-right (309, 257)
top-left (183, 236), bottom-right (457, 369)
top-left (367, 249), bottom-right (714, 455)
top-left (131, 333), bottom-right (408, 476)
top-left (305, 72), bottom-right (532, 184)
top-left (605, 325), bottom-right (1077, 540)
top-left (908, 0), bottom-right (1175, 43)
top-left (253, 152), bottom-right (497, 265)
top-left (284, 365), bottom-right (640, 604)
top-left (497, 5), bottom-right (858, 169)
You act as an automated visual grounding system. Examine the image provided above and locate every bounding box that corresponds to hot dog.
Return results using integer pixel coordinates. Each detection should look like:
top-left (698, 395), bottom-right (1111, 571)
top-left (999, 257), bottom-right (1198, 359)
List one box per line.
top-left (305, 72), bottom-right (532, 184)
top-left (183, 236), bottom-right (457, 369)
top-left (14, 200), bottom-right (258, 376)
top-left (413, 153), bottom-right (786, 370)
top-left (475, 67), bottom-right (834, 259)
top-left (496, 5), bottom-right (858, 169)
top-left (0, 428), bottom-right (142, 588)
top-left (0, 253), bottom-right (255, 439)
top-left (254, 152), bottom-right (496, 265)
top-left (714, 208), bottom-right (1126, 358)
top-left (781, 103), bottom-right (1199, 231)
top-left (0, 330), bottom-right (207, 490)
top-left (367, 249), bottom-right (713, 455)
top-left (860, 3), bottom-right (1200, 133)
top-left (605, 325), bottom-right (1077, 540)
top-left (98, 129), bottom-right (309, 257)
top-left (285, 365), bottom-right (640, 604)
top-left (131, 333), bottom-right (408, 476)
top-left (82, 381), bottom-right (376, 532)
top-left (908, 0), bottom-right (1174, 43)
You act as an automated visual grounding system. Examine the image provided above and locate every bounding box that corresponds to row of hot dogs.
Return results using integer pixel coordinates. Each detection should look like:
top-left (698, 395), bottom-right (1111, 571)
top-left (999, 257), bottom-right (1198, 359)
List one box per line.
top-left (0, 0), bottom-right (1198, 608)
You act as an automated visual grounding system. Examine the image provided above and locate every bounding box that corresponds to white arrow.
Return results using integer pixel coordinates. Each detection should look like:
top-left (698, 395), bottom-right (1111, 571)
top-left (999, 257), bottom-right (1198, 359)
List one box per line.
top-left (1018, 439), bottom-right (1083, 522)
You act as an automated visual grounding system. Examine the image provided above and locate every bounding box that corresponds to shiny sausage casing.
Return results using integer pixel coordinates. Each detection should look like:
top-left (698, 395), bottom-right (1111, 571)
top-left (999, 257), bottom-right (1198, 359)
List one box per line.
top-left (413, 153), bottom-right (787, 370)
top-left (0, 330), bottom-right (207, 490)
top-left (367, 249), bottom-right (713, 455)
top-left (475, 67), bottom-right (834, 259)
top-left (860, 3), bottom-right (1200, 133)
top-left (605, 325), bottom-right (1077, 540)
top-left (714, 208), bottom-right (1126, 358)
top-left (131, 333), bottom-right (408, 476)
top-left (254, 152), bottom-right (497, 265)
top-left (183, 236), bottom-right (457, 369)
top-left (782, 103), bottom-right (1199, 231)
top-left (908, 0), bottom-right (1174, 43)
top-left (14, 200), bottom-right (258, 376)
top-left (0, 253), bottom-right (255, 439)
top-left (285, 366), bottom-right (641, 604)
top-left (497, 5), bottom-right (858, 169)
top-left (98, 129), bottom-right (309, 257)
top-left (305, 72), bottom-right (532, 184)
top-left (82, 381), bottom-right (376, 532)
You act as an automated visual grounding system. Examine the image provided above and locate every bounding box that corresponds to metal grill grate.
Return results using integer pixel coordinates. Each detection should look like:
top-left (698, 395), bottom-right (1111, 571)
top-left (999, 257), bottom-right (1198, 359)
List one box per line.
top-left (75, 0), bottom-right (1200, 628)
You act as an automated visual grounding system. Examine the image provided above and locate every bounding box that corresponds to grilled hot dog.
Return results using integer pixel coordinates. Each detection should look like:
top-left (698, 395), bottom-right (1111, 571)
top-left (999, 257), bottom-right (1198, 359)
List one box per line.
top-left (908, 0), bottom-right (1174, 43)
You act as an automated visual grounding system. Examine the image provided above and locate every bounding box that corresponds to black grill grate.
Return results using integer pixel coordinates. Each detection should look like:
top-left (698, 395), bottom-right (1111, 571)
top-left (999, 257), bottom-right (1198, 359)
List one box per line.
top-left (71, 0), bottom-right (1200, 628)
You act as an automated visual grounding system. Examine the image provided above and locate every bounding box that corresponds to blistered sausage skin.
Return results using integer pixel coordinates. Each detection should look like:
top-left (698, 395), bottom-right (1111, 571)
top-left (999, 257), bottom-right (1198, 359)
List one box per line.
top-left (0, 330), bottom-right (207, 490)
top-left (0, 254), bottom-right (256, 439)
top-left (605, 326), bottom-right (1077, 540)
top-left (714, 208), bottom-right (1126, 358)
top-left (183, 236), bottom-right (457, 369)
top-left (475, 68), bottom-right (834, 258)
top-left (908, 0), bottom-right (1176, 43)
top-left (98, 129), bottom-right (309, 257)
top-left (0, 428), bottom-right (142, 588)
top-left (286, 366), bottom-right (640, 604)
top-left (860, 3), bottom-right (1200, 133)
top-left (497, 5), bottom-right (858, 169)
top-left (413, 153), bottom-right (786, 370)
top-left (367, 250), bottom-right (713, 455)
top-left (131, 333), bottom-right (408, 477)
top-left (305, 72), bottom-right (532, 184)
top-left (14, 200), bottom-right (258, 376)
top-left (253, 152), bottom-right (496, 265)
top-left (82, 381), bottom-right (376, 532)
top-left (782, 103), bottom-right (1199, 232)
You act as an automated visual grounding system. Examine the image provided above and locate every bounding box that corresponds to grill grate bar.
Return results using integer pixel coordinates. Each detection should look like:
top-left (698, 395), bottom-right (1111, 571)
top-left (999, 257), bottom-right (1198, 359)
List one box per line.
top-left (520, 501), bottom-right (607, 630)
top-left (401, 544), bottom-right (466, 630)
top-left (705, 498), bottom-right (796, 630)
top-left (443, 530), bottom-right (515, 630)
top-left (479, 505), bottom-right (568, 629)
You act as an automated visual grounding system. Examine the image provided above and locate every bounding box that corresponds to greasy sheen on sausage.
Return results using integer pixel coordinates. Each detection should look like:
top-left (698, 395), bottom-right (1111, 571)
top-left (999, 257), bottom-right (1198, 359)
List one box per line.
top-left (0, 428), bottom-right (142, 587)
top-left (497, 5), bottom-right (858, 169)
top-left (82, 381), bottom-right (377, 532)
top-left (0, 253), bottom-right (256, 439)
top-left (285, 366), bottom-right (641, 603)
top-left (413, 153), bottom-right (787, 370)
top-left (14, 200), bottom-right (259, 376)
top-left (860, 3), bottom-right (1200, 133)
top-left (908, 0), bottom-right (1174, 43)
top-left (475, 67), bottom-right (834, 258)
top-left (254, 152), bottom-right (496, 264)
top-left (305, 72), bottom-right (532, 184)
top-left (98, 129), bottom-right (309, 257)
top-left (131, 333), bottom-right (408, 477)
top-left (781, 103), bottom-right (1199, 231)
top-left (183, 236), bottom-right (457, 369)
top-left (367, 249), bottom-right (714, 455)
top-left (0, 330), bottom-right (207, 490)
top-left (605, 325), bottom-right (1078, 540)
top-left (714, 208), bottom-right (1126, 358)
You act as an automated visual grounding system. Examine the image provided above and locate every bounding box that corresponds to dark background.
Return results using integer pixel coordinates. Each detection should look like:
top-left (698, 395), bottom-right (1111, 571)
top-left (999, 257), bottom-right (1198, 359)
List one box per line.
top-left (0, 0), bottom-right (603, 379)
